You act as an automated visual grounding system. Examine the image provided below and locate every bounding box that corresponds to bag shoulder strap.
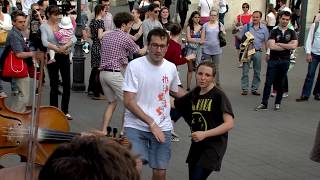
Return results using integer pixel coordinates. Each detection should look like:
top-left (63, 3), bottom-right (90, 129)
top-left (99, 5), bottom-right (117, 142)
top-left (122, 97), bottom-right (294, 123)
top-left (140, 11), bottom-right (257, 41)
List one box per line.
top-left (312, 22), bottom-right (319, 45)
top-left (205, 0), bottom-right (211, 10)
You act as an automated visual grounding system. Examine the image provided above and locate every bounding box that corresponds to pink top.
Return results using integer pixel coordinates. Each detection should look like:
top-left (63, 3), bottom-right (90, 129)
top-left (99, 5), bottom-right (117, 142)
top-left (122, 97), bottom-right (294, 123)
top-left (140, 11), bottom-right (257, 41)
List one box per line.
top-left (54, 29), bottom-right (73, 44)
top-left (236, 14), bottom-right (252, 25)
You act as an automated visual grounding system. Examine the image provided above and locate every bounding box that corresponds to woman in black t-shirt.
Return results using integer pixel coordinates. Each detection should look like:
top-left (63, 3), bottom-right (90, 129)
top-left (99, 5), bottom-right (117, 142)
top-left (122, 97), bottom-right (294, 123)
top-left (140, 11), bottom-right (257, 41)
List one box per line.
top-left (174, 61), bottom-right (234, 180)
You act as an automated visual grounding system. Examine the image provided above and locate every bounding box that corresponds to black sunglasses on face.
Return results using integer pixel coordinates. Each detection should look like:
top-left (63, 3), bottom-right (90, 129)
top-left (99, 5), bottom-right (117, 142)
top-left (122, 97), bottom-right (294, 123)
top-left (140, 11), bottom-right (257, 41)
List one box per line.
top-left (242, 6), bottom-right (249, 8)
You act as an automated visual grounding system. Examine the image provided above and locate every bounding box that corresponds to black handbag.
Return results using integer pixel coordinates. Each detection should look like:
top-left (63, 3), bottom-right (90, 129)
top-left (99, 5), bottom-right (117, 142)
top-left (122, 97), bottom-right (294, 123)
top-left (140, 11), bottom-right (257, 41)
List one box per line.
top-left (218, 22), bottom-right (227, 47)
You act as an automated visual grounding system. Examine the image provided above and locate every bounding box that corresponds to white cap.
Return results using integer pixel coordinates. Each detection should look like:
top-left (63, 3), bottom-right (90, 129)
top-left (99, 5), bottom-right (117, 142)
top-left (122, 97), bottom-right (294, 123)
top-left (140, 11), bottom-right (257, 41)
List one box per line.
top-left (59, 16), bottom-right (73, 29)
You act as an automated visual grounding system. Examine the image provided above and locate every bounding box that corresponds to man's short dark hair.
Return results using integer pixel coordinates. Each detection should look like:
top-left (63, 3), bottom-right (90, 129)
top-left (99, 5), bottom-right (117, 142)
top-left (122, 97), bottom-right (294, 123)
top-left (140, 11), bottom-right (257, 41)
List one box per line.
top-left (280, 0), bottom-right (287, 4)
top-left (147, 3), bottom-right (159, 12)
top-left (168, 23), bottom-right (181, 36)
top-left (39, 136), bottom-right (139, 180)
top-left (113, 12), bottom-right (134, 28)
top-left (252, 11), bottom-right (262, 18)
top-left (10, 10), bottom-right (25, 22)
top-left (196, 61), bottom-right (216, 77)
top-left (278, 10), bottom-right (292, 19)
top-left (147, 28), bottom-right (169, 45)
top-left (100, 0), bottom-right (109, 3)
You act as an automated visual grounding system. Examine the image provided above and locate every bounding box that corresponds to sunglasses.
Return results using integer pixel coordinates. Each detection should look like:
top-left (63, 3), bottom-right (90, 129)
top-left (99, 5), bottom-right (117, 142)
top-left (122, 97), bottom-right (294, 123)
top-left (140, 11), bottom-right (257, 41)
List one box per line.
top-left (242, 6), bottom-right (249, 8)
top-left (154, 10), bottom-right (159, 13)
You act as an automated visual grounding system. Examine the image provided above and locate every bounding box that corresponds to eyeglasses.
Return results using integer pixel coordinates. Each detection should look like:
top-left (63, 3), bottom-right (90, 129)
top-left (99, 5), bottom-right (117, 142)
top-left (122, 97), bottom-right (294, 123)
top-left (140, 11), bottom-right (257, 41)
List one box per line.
top-left (154, 10), bottom-right (159, 13)
top-left (242, 6), bottom-right (249, 8)
top-left (150, 43), bottom-right (167, 50)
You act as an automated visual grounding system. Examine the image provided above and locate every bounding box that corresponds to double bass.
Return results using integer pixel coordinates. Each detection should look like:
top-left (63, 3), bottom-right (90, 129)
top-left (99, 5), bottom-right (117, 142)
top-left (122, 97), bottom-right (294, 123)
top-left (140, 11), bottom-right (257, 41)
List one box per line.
top-left (0, 52), bottom-right (79, 180)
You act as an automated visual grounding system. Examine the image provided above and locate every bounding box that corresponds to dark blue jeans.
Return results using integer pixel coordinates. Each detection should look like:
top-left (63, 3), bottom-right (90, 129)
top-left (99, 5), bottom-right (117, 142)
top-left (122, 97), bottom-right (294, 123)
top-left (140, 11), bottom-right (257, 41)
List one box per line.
top-left (313, 66), bottom-right (320, 95)
top-left (219, 13), bottom-right (226, 25)
top-left (188, 164), bottom-right (213, 180)
top-left (262, 60), bottom-right (290, 106)
top-left (300, 53), bottom-right (320, 97)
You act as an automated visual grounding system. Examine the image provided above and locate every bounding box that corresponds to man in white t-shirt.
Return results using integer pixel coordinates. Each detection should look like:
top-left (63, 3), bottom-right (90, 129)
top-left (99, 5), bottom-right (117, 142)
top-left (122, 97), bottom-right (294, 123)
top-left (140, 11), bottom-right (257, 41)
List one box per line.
top-left (123, 28), bottom-right (184, 179)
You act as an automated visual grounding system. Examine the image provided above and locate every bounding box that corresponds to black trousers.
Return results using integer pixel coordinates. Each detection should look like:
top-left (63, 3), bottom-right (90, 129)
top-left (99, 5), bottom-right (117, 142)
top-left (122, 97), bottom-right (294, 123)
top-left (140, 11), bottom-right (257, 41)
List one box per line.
top-left (179, 12), bottom-right (187, 28)
top-left (47, 53), bottom-right (70, 114)
top-left (88, 67), bottom-right (103, 97)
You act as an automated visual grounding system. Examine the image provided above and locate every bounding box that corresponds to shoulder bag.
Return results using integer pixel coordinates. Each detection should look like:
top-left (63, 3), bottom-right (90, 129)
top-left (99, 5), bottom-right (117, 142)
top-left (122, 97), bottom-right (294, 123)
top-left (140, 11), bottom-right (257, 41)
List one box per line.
top-left (2, 50), bottom-right (28, 78)
top-left (218, 22), bottom-right (226, 47)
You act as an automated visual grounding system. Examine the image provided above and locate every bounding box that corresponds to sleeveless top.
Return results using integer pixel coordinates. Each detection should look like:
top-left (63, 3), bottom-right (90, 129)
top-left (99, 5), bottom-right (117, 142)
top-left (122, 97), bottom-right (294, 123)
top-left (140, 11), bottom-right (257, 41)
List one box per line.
top-left (130, 24), bottom-right (143, 48)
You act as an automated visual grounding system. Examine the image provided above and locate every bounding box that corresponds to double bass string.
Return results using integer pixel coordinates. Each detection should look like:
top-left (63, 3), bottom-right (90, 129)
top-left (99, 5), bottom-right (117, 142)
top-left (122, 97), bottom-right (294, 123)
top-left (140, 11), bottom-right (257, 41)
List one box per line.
top-left (1, 127), bottom-right (80, 142)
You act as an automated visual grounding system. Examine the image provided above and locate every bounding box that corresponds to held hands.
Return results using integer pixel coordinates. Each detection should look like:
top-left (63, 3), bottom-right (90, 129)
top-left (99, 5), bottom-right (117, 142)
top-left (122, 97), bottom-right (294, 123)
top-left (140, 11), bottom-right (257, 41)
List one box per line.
top-left (149, 121), bottom-right (165, 143)
top-left (191, 131), bottom-right (207, 142)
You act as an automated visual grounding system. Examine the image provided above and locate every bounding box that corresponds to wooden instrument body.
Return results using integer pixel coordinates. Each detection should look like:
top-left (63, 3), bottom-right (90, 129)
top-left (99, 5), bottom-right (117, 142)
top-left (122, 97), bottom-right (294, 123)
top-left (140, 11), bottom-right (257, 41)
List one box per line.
top-left (0, 97), bottom-right (70, 165)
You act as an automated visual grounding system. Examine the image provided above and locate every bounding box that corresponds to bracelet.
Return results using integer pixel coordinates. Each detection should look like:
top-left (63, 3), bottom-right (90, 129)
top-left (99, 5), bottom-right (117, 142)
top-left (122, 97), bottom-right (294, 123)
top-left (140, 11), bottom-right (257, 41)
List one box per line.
top-left (150, 121), bottom-right (156, 128)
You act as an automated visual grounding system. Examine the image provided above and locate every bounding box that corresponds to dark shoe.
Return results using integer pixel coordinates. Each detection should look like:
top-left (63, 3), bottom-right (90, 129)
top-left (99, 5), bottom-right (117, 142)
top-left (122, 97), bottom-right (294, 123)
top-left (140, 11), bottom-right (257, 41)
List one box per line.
top-left (255, 104), bottom-right (268, 111)
top-left (251, 91), bottom-right (261, 96)
top-left (274, 104), bottom-right (280, 111)
top-left (296, 96), bottom-right (309, 102)
top-left (315, 94), bottom-right (320, 101)
top-left (241, 91), bottom-right (248, 95)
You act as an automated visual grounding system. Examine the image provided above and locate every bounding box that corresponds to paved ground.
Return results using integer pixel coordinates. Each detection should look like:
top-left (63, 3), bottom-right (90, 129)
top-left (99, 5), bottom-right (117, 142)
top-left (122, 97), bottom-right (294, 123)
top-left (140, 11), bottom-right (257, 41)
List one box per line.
top-left (0, 2), bottom-right (320, 180)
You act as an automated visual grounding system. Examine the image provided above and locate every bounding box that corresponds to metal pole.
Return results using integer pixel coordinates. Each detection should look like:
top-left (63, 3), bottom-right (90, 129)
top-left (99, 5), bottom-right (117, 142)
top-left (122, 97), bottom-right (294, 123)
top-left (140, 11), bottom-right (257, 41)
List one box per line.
top-left (72, 0), bottom-right (86, 91)
top-left (298, 0), bottom-right (308, 46)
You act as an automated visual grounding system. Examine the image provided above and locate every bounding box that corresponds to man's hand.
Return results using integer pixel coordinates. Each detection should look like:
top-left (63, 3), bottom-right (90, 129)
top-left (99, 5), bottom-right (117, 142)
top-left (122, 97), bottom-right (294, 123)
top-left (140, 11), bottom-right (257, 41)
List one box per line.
top-left (191, 131), bottom-right (207, 142)
top-left (150, 124), bottom-right (165, 143)
top-left (306, 54), bottom-right (312, 63)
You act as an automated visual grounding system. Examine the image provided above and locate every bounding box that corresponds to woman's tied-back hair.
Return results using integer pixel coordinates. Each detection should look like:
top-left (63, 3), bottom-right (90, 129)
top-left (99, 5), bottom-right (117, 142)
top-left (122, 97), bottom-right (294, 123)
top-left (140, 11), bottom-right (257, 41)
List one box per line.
top-left (45, 5), bottom-right (59, 19)
top-left (94, 4), bottom-right (106, 17)
top-left (196, 61), bottom-right (216, 77)
top-left (39, 136), bottom-right (139, 180)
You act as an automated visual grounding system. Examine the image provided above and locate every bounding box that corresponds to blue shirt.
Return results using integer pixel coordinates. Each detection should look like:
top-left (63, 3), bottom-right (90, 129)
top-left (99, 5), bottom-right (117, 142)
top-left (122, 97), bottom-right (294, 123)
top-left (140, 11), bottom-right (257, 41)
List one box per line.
top-left (240, 23), bottom-right (269, 50)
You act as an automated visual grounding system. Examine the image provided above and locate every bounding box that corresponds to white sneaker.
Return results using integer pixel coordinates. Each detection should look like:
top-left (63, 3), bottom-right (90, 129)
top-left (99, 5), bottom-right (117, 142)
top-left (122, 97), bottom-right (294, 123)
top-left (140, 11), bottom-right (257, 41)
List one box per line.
top-left (282, 93), bottom-right (289, 98)
top-left (0, 92), bottom-right (8, 98)
top-left (65, 113), bottom-right (73, 120)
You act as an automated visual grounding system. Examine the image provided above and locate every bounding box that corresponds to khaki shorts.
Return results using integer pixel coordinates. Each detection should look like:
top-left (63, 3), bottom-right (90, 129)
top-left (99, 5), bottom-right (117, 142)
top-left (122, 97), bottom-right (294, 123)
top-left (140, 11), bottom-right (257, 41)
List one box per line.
top-left (99, 71), bottom-right (124, 102)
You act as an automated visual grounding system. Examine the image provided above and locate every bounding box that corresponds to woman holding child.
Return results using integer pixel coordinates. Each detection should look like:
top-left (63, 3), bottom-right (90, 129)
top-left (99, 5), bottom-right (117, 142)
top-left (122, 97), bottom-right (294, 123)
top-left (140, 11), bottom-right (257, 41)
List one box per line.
top-left (40, 5), bottom-right (75, 120)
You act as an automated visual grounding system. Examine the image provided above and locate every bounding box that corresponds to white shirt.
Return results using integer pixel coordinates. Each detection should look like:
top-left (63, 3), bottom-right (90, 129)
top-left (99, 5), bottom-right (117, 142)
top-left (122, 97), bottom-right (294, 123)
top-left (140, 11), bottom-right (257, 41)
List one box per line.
top-left (103, 12), bottom-right (114, 32)
top-left (198, 0), bottom-right (214, 17)
top-left (305, 22), bottom-right (320, 55)
top-left (266, 12), bottom-right (276, 26)
top-left (22, 0), bottom-right (38, 15)
top-left (122, 56), bottom-right (180, 132)
top-left (219, 0), bottom-right (227, 14)
top-left (0, 13), bottom-right (12, 31)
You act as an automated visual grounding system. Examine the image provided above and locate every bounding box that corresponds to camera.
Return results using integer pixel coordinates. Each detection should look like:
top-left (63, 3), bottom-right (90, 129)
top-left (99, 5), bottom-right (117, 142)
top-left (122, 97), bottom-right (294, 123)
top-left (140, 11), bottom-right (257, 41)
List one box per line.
top-left (32, 9), bottom-right (37, 15)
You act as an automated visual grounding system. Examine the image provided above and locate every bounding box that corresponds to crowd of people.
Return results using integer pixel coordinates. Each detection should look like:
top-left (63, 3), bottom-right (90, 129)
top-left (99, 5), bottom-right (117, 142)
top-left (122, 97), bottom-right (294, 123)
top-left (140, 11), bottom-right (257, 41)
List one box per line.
top-left (0, 0), bottom-right (319, 179)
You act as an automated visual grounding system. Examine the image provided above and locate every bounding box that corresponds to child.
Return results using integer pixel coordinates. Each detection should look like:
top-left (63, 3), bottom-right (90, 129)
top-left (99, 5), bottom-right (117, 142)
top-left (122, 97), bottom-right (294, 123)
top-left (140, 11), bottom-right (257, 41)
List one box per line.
top-left (48, 16), bottom-right (74, 64)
